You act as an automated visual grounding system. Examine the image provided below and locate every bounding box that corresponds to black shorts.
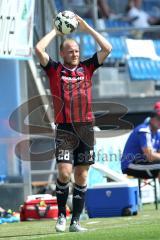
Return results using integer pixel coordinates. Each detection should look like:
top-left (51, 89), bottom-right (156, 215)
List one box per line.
top-left (123, 160), bottom-right (160, 178)
top-left (55, 123), bottom-right (95, 166)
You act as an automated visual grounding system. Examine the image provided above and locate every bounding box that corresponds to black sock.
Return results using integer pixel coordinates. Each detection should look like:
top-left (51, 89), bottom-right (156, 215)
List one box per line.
top-left (71, 184), bottom-right (87, 225)
top-left (56, 179), bottom-right (69, 217)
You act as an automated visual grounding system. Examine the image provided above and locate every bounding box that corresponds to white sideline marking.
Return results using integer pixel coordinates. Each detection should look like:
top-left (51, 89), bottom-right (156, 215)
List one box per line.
top-left (86, 221), bottom-right (100, 225)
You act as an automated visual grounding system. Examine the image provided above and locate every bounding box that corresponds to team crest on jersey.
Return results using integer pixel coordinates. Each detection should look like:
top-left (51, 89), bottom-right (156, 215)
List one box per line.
top-left (76, 67), bottom-right (84, 73)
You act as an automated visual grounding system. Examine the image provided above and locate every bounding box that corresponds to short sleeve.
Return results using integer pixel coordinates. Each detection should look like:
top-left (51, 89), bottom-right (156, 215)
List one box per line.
top-left (82, 53), bottom-right (103, 73)
top-left (40, 57), bottom-right (59, 72)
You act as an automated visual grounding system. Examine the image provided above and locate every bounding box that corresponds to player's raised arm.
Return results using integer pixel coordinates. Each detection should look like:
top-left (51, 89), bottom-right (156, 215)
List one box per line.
top-left (76, 15), bottom-right (112, 64)
top-left (35, 28), bottom-right (61, 67)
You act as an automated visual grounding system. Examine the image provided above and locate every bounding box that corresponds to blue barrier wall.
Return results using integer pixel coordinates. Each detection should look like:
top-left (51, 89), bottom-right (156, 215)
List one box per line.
top-left (0, 59), bottom-right (21, 176)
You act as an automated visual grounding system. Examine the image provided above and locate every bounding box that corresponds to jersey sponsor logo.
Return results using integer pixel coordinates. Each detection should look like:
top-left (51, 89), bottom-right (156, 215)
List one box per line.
top-left (61, 75), bottom-right (84, 81)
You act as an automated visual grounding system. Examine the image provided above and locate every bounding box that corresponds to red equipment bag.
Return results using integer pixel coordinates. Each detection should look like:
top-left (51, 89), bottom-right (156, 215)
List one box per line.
top-left (20, 194), bottom-right (70, 221)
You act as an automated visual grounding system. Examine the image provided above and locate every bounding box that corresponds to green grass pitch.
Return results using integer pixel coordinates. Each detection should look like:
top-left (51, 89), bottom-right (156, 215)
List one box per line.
top-left (0, 204), bottom-right (160, 240)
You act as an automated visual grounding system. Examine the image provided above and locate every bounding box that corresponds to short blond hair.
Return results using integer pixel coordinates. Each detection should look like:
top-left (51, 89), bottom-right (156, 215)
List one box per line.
top-left (60, 38), bottom-right (79, 51)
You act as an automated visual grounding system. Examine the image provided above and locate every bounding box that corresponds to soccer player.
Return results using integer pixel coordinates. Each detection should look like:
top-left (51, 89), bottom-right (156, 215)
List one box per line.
top-left (121, 102), bottom-right (160, 179)
top-left (35, 15), bottom-right (112, 232)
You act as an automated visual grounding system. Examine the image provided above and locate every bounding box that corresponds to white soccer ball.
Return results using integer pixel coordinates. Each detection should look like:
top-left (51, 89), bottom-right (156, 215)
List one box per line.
top-left (54, 11), bottom-right (78, 35)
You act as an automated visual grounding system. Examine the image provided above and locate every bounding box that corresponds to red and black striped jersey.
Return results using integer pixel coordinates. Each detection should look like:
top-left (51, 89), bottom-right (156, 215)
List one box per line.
top-left (41, 53), bottom-right (102, 123)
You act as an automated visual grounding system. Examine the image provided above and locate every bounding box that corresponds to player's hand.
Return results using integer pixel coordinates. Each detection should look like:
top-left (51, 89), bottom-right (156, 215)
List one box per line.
top-left (76, 15), bottom-right (90, 32)
top-left (54, 26), bottom-right (64, 36)
top-left (53, 20), bottom-right (64, 36)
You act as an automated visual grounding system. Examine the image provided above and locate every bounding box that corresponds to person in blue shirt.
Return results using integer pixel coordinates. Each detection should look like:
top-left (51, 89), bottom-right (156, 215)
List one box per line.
top-left (121, 102), bottom-right (160, 179)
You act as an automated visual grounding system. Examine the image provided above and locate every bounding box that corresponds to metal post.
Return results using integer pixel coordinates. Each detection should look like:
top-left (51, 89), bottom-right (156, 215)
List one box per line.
top-left (19, 61), bottom-right (32, 199)
top-left (92, 0), bottom-right (100, 97)
top-left (138, 178), bottom-right (142, 199)
top-left (41, 0), bottom-right (46, 36)
top-left (154, 178), bottom-right (158, 210)
top-left (92, 0), bottom-right (98, 29)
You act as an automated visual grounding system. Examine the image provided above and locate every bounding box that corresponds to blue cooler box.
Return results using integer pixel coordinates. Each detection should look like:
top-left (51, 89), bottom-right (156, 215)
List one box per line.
top-left (86, 182), bottom-right (139, 217)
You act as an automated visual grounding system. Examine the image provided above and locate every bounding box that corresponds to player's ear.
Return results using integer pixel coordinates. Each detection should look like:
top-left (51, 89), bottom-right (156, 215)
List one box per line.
top-left (60, 50), bottom-right (64, 58)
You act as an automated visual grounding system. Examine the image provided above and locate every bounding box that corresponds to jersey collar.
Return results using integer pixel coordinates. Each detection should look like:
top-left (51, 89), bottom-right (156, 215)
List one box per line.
top-left (62, 64), bottom-right (78, 72)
